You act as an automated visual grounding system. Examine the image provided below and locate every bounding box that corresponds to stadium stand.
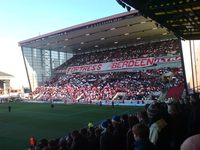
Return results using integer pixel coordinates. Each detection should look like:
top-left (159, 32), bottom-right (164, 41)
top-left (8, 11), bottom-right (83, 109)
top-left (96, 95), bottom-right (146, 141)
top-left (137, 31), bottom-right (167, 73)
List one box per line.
top-left (29, 39), bottom-right (184, 102)
top-left (56, 39), bottom-right (180, 68)
top-left (31, 68), bottom-right (183, 102)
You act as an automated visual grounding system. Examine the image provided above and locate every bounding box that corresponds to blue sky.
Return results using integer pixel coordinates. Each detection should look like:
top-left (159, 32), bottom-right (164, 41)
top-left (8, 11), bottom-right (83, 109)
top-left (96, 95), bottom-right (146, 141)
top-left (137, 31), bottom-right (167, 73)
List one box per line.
top-left (0, 0), bottom-right (125, 40)
top-left (0, 0), bottom-right (126, 88)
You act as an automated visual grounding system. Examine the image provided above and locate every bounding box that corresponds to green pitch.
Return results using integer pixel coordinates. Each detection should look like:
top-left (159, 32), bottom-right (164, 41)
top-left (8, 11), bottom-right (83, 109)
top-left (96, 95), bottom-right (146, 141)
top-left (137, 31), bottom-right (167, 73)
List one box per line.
top-left (0, 102), bottom-right (143, 150)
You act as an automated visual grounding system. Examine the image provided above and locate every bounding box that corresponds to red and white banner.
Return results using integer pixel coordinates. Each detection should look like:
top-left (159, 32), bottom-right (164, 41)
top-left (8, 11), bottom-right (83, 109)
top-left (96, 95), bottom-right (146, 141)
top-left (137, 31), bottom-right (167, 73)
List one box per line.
top-left (155, 56), bottom-right (181, 63)
top-left (56, 56), bottom-right (181, 74)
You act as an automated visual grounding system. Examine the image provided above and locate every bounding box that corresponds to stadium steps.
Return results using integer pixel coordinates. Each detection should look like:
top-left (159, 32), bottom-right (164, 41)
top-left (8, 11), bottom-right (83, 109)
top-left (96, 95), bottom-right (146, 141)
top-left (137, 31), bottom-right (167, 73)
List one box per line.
top-left (33, 93), bottom-right (42, 100)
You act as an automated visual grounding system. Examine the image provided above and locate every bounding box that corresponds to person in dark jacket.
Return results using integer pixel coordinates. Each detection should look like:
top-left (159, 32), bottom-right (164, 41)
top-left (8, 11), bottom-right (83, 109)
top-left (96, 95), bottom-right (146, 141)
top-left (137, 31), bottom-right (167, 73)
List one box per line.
top-left (147, 102), bottom-right (172, 150)
top-left (70, 130), bottom-right (88, 150)
top-left (137, 111), bottom-right (149, 126)
top-left (8, 106), bottom-right (11, 112)
top-left (126, 115), bottom-right (139, 150)
top-left (112, 115), bottom-right (126, 150)
top-left (111, 101), bottom-right (114, 108)
top-left (99, 120), bottom-right (114, 150)
top-left (132, 123), bottom-right (157, 150)
top-left (167, 103), bottom-right (186, 150)
top-left (87, 126), bottom-right (99, 150)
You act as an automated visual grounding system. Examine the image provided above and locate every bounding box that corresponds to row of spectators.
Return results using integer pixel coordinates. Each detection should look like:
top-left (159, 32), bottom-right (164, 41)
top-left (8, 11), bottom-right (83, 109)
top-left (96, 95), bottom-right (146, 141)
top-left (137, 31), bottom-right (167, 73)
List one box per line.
top-left (28, 94), bottom-right (200, 150)
top-left (56, 39), bottom-right (180, 69)
top-left (30, 67), bottom-right (184, 101)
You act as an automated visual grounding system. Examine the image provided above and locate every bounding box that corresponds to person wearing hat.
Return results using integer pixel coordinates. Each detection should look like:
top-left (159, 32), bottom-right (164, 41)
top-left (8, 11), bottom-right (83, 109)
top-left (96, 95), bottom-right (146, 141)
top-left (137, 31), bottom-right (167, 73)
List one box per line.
top-left (99, 120), bottom-right (113, 150)
top-left (88, 122), bottom-right (94, 129)
top-left (111, 115), bottom-right (121, 134)
top-left (87, 122), bottom-right (99, 150)
top-left (111, 115), bottom-right (121, 125)
top-left (147, 103), bottom-right (172, 150)
top-left (112, 115), bottom-right (126, 150)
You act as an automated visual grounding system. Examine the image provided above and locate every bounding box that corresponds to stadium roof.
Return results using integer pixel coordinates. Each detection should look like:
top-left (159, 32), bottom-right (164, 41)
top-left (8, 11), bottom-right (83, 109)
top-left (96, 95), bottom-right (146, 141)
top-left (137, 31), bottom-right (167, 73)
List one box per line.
top-left (18, 10), bottom-right (175, 54)
top-left (120, 0), bottom-right (200, 40)
top-left (0, 71), bottom-right (13, 80)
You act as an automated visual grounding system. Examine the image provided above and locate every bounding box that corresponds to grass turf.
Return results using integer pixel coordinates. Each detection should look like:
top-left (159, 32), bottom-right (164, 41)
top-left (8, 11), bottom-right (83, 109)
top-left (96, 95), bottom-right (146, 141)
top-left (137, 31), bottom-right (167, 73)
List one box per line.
top-left (0, 102), bottom-right (143, 150)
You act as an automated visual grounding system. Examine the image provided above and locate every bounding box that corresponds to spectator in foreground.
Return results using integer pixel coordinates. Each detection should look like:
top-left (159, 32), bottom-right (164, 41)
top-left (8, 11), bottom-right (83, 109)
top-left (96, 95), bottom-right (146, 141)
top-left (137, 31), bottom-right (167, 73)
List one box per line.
top-left (167, 103), bottom-right (186, 150)
top-left (100, 120), bottom-right (113, 150)
top-left (132, 123), bottom-right (157, 150)
top-left (137, 111), bottom-right (149, 126)
top-left (70, 130), bottom-right (87, 150)
top-left (112, 115), bottom-right (126, 150)
top-left (147, 103), bottom-right (172, 150)
top-left (181, 134), bottom-right (200, 150)
top-left (126, 115), bottom-right (139, 150)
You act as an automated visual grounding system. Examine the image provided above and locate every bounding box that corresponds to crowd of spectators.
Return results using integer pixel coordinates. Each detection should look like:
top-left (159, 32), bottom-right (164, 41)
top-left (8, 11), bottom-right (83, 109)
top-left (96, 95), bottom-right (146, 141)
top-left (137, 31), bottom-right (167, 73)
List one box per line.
top-left (30, 67), bottom-right (184, 102)
top-left (56, 39), bottom-right (180, 69)
top-left (29, 39), bottom-right (183, 101)
top-left (28, 94), bottom-right (200, 150)
top-left (27, 39), bottom-right (199, 150)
